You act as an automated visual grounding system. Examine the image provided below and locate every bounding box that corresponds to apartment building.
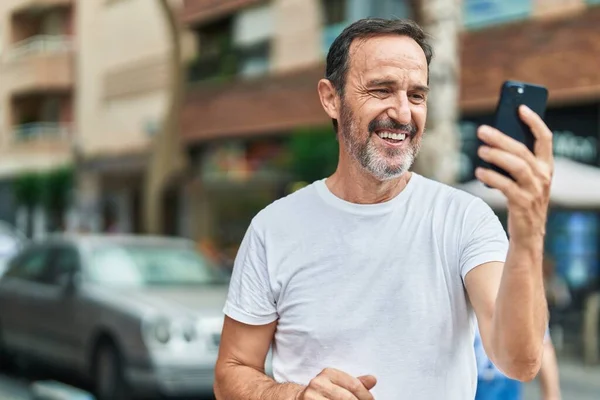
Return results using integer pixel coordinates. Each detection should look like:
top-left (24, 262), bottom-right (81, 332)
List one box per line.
top-left (74, 0), bottom-right (181, 233)
top-left (179, 0), bottom-right (600, 287)
top-left (0, 0), bottom-right (76, 232)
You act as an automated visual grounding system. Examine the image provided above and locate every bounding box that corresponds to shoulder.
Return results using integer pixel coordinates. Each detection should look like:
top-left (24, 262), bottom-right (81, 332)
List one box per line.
top-left (251, 181), bottom-right (321, 234)
top-left (411, 173), bottom-right (484, 213)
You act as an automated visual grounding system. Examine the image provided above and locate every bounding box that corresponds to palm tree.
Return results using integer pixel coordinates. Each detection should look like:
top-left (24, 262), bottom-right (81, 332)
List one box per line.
top-left (143, 0), bottom-right (189, 234)
top-left (409, 0), bottom-right (461, 185)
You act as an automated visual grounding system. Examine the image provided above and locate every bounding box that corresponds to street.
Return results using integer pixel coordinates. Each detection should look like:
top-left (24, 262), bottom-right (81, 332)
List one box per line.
top-left (1, 358), bottom-right (599, 400)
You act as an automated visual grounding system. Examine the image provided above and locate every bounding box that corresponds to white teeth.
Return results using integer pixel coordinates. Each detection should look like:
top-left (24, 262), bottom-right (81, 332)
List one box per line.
top-left (378, 131), bottom-right (406, 141)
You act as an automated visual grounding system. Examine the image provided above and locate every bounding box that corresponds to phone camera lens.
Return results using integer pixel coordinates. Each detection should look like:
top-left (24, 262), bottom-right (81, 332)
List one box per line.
top-left (517, 87), bottom-right (524, 94)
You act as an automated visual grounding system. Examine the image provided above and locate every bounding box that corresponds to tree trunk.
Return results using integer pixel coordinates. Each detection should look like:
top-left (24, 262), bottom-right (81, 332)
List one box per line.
top-left (143, 0), bottom-right (189, 234)
top-left (410, 0), bottom-right (461, 185)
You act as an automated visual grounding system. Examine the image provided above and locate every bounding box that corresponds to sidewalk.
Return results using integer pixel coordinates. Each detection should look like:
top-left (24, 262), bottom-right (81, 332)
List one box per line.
top-left (524, 357), bottom-right (600, 400)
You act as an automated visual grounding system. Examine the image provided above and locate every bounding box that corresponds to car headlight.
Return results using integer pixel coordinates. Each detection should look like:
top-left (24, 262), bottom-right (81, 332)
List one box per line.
top-left (153, 319), bottom-right (171, 344)
top-left (143, 317), bottom-right (198, 346)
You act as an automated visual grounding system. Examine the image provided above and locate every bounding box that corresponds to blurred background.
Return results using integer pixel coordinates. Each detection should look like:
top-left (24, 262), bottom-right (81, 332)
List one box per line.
top-left (0, 0), bottom-right (597, 399)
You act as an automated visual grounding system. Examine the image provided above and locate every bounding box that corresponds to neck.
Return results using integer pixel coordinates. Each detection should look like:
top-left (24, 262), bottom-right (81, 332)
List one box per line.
top-left (326, 150), bottom-right (412, 204)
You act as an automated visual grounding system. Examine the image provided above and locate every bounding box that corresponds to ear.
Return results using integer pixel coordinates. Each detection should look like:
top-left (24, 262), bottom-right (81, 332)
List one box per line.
top-left (317, 79), bottom-right (340, 121)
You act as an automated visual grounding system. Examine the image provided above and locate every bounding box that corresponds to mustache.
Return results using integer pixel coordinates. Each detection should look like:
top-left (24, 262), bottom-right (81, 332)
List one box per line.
top-left (368, 118), bottom-right (417, 136)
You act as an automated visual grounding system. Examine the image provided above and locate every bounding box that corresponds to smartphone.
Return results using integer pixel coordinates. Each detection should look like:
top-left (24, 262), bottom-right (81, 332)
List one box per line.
top-left (478, 80), bottom-right (548, 181)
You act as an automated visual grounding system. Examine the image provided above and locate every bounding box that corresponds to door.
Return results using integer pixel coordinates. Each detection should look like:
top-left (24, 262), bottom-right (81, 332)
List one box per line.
top-left (29, 244), bottom-right (88, 368)
top-left (0, 245), bottom-right (52, 355)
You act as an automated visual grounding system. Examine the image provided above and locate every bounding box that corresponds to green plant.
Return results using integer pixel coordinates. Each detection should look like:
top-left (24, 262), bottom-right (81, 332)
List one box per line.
top-left (287, 126), bottom-right (339, 183)
top-left (41, 166), bottom-right (74, 229)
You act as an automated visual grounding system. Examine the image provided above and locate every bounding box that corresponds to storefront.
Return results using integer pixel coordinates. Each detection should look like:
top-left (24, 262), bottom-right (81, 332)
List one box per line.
top-left (459, 103), bottom-right (600, 294)
top-left (189, 136), bottom-right (293, 267)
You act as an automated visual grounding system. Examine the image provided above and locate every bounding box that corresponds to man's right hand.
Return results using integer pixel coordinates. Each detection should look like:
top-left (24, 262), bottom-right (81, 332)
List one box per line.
top-left (297, 368), bottom-right (377, 399)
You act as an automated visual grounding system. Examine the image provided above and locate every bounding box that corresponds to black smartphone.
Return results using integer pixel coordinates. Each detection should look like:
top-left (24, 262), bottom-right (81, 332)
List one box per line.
top-left (478, 80), bottom-right (548, 181)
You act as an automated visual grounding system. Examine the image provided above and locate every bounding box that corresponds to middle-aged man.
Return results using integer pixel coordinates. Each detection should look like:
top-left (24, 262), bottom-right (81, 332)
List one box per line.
top-left (214, 18), bottom-right (553, 399)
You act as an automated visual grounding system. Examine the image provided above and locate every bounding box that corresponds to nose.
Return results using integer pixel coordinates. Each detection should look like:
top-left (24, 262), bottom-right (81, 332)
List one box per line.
top-left (386, 92), bottom-right (412, 125)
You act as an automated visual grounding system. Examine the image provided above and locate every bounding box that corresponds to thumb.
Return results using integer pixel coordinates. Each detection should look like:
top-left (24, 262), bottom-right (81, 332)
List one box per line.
top-left (357, 375), bottom-right (377, 390)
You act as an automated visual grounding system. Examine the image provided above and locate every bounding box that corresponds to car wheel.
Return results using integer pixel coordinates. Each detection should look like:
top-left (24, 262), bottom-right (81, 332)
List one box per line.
top-left (93, 342), bottom-right (129, 400)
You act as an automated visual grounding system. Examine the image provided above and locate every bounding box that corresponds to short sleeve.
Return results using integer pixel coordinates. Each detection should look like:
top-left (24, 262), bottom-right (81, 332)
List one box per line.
top-left (460, 198), bottom-right (509, 281)
top-left (223, 223), bottom-right (278, 325)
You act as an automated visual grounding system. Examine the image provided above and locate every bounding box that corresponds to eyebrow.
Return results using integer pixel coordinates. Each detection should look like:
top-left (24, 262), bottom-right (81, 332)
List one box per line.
top-left (366, 79), bottom-right (430, 93)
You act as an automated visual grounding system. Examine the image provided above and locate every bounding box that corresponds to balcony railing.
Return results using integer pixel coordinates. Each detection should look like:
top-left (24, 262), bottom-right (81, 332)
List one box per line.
top-left (12, 122), bottom-right (71, 143)
top-left (5, 35), bottom-right (74, 61)
top-left (187, 41), bottom-right (270, 83)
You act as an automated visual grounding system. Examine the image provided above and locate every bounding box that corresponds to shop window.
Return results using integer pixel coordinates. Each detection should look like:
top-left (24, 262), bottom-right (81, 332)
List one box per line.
top-left (463, 0), bottom-right (532, 30)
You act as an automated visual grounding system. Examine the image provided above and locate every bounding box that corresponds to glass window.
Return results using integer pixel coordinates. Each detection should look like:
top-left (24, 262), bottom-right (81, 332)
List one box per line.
top-left (463, 0), bottom-right (532, 30)
top-left (88, 243), bottom-right (223, 287)
top-left (44, 245), bottom-right (81, 285)
top-left (4, 246), bottom-right (51, 282)
top-left (323, 0), bottom-right (347, 25)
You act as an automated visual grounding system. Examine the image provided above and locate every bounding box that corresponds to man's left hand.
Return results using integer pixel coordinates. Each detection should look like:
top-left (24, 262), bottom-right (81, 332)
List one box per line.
top-left (475, 105), bottom-right (554, 243)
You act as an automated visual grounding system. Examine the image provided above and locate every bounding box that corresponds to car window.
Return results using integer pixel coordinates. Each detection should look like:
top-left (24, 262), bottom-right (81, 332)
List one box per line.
top-left (4, 246), bottom-right (51, 282)
top-left (43, 245), bottom-right (81, 286)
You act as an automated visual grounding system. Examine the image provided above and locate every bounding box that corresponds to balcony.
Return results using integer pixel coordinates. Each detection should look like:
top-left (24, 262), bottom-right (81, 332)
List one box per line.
top-left (2, 35), bottom-right (75, 95)
top-left (10, 0), bottom-right (73, 14)
top-left (10, 122), bottom-right (72, 151)
top-left (182, 0), bottom-right (262, 25)
top-left (187, 41), bottom-right (270, 83)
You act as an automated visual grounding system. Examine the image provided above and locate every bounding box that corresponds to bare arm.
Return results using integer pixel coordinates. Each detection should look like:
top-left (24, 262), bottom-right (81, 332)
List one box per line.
top-left (214, 316), bottom-right (303, 399)
top-left (538, 338), bottom-right (561, 400)
top-left (470, 105), bottom-right (554, 381)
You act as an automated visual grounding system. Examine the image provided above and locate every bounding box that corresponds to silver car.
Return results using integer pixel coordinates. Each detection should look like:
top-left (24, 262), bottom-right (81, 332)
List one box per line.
top-left (0, 234), bottom-right (229, 399)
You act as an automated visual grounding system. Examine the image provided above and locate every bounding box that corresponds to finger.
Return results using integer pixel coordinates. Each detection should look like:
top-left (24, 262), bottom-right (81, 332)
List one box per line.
top-left (326, 370), bottom-right (374, 400)
top-left (475, 166), bottom-right (521, 199)
top-left (478, 146), bottom-right (535, 187)
top-left (309, 375), bottom-right (356, 400)
top-left (519, 105), bottom-right (554, 164)
top-left (357, 375), bottom-right (377, 391)
top-left (477, 125), bottom-right (537, 168)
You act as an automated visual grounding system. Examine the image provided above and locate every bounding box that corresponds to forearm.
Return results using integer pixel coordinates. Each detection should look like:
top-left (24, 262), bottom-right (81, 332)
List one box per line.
top-left (492, 239), bottom-right (548, 380)
top-left (215, 363), bottom-right (304, 400)
top-left (539, 341), bottom-right (561, 399)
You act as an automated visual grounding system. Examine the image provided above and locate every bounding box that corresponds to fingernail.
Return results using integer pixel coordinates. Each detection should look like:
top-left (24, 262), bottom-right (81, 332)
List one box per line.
top-left (520, 105), bottom-right (532, 114)
top-left (478, 126), bottom-right (491, 137)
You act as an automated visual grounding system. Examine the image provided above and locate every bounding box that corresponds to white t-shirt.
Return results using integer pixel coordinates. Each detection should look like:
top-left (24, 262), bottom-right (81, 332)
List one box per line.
top-left (224, 173), bottom-right (509, 399)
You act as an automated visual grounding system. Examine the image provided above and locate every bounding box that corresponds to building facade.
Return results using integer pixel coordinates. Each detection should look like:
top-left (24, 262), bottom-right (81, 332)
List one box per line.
top-left (179, 0), bottom-right (600, 286)
top-left (0, 0), bottom-right (76, 235)
top-left (74, 0), bottom-right (194, 234)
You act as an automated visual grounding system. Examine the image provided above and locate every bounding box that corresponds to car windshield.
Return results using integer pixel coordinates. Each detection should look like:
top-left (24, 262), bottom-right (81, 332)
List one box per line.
top-left (88, 242), bottom-right (225, 286)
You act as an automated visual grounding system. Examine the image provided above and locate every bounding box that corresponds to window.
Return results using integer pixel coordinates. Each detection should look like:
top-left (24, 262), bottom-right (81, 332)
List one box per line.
top-left (45, 245), bottom-right (81, 285)
top-left (369, 0), bottom-right (409, 19)
top-left (463, 0), bottom-right (532, 30)
top-left (4, 247), bottom-right (51, 281)
top-left (323, 0), bottom-right (347, 25)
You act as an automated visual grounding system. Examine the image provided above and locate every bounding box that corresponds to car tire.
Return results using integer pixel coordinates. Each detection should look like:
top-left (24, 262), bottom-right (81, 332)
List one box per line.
top-left (93, 341), bottom-right (129, 400)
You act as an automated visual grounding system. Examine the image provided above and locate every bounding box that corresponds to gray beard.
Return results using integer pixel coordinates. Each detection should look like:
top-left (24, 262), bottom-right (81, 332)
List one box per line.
top-left (339, 107), bottom-right (420, 181)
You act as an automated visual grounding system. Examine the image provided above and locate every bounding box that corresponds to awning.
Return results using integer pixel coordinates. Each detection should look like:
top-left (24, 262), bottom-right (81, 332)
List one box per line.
top-left (457, 158), bottom-right (600, 210)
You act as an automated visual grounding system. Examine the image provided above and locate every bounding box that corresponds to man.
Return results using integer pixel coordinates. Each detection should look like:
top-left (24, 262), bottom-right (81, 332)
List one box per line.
top-left (215, 18), bottom-right (553, 399)
top-left (475, 327), bottom-right (562, 399)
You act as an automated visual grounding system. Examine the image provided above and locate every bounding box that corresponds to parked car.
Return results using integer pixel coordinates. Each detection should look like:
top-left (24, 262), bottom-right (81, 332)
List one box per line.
top-left (0, 234), bottom-right (229, 399)
top-left (0, 221), bottom-right (26, 276)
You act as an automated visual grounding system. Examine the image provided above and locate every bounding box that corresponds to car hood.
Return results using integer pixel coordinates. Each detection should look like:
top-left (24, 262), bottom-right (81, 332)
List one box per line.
top-left (96, 284), bottom-right (229, 320)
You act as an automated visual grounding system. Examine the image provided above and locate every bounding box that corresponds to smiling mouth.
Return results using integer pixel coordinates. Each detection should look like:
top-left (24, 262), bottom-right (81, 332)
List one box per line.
top-left (375, 131), bottom-right (408, 144)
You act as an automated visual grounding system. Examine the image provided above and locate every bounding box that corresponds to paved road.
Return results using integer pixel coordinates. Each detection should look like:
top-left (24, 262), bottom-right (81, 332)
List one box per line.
top-left (2, 358), bottom-right (599, 399)
top-left (0, 373), bottom-right (30, 400)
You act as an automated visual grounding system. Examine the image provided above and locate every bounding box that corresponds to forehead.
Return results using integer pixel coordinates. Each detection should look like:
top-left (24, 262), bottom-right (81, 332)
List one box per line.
top-left (347, 35), bottom-right (428, 84)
